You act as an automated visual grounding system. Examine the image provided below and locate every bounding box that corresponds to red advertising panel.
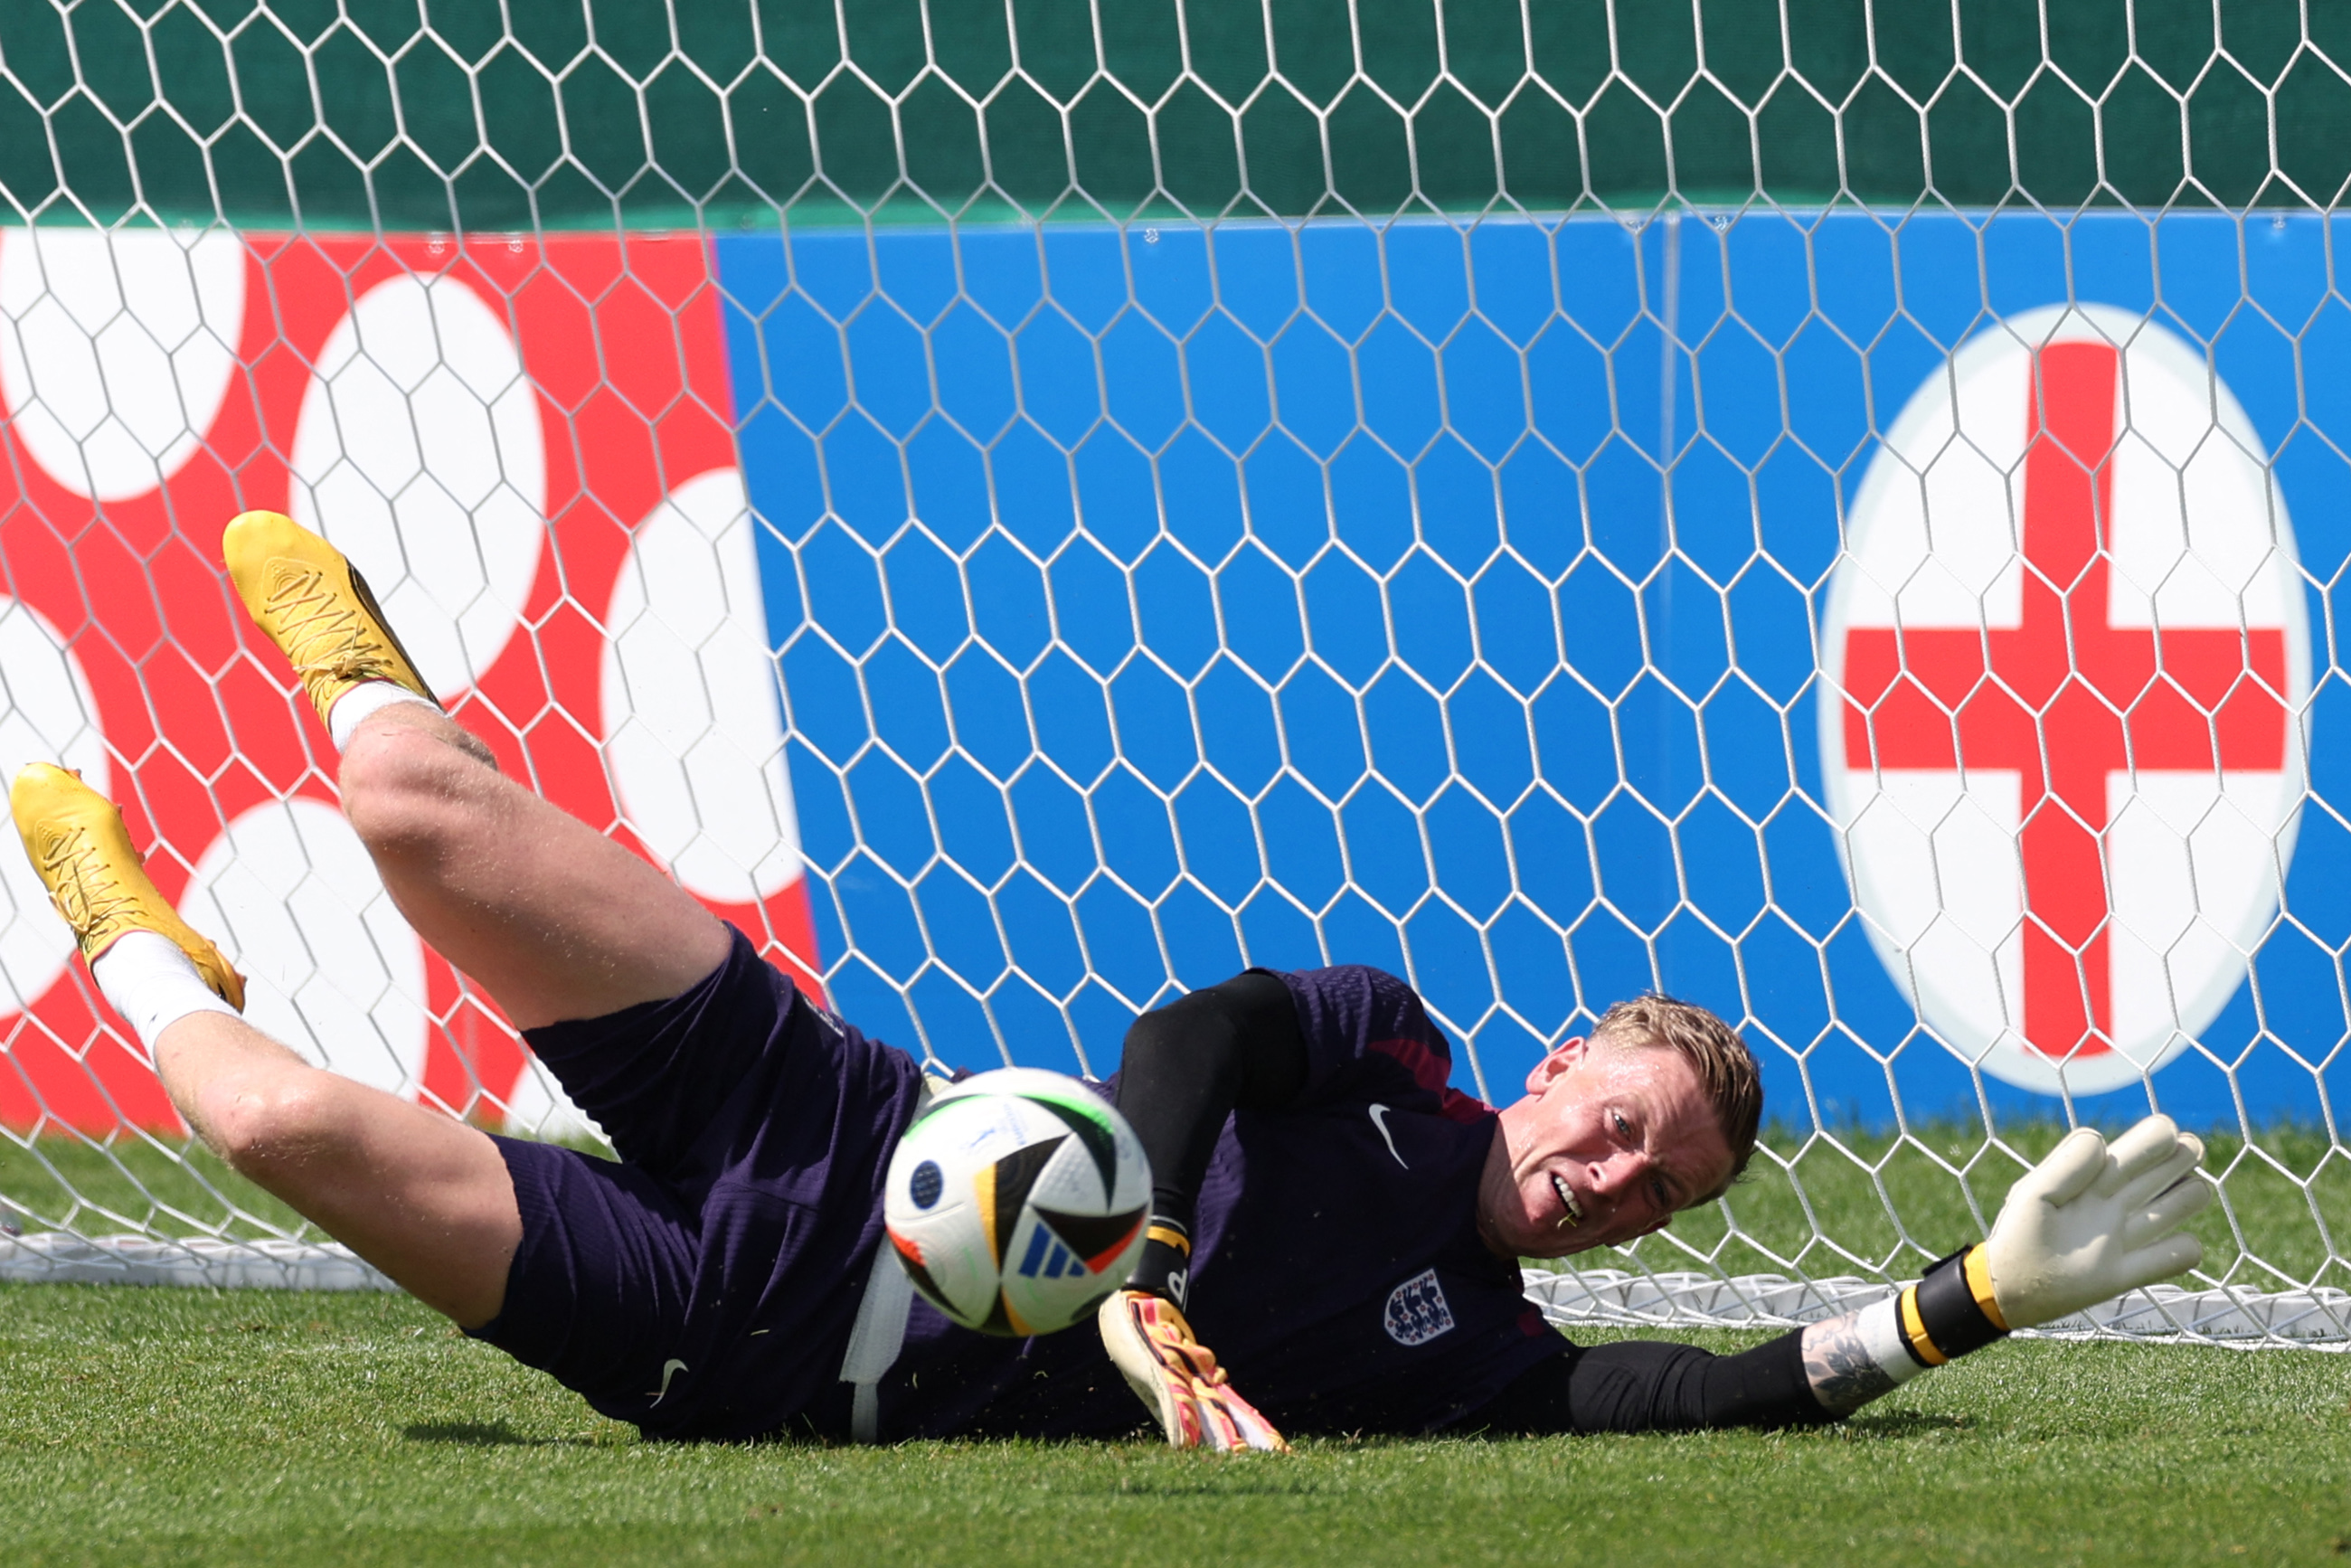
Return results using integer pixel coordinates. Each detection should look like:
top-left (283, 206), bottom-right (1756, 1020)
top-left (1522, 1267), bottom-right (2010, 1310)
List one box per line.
top-left (0, 230), bottom-right (819, 1133)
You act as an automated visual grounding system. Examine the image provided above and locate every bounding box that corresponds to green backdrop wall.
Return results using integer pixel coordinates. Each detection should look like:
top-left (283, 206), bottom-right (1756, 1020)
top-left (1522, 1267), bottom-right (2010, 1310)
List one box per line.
top-left (3, 0), bottom-right (2346, 229)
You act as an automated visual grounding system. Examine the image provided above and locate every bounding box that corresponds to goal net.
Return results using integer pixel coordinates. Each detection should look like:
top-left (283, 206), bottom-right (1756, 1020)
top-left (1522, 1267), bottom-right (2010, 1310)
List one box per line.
top-left (0, 0), bottom-right (2343, 1343)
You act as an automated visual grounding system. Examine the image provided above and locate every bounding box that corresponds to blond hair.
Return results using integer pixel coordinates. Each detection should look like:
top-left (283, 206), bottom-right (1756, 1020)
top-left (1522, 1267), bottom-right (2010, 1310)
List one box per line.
top-left (1589, 995), bottom-right (1761, 1204)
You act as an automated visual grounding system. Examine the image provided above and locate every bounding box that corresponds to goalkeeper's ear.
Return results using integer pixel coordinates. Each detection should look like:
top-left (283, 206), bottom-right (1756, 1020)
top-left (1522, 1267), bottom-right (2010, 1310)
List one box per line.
top-left (1524, 1035), bottom-right (1589, 1096)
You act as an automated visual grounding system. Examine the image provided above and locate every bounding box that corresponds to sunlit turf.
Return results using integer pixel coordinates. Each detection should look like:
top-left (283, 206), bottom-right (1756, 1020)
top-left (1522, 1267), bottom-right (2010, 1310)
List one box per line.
top-left (0, 1284), bottom-right (2342, 1567)
top-left (10, 1121), bottom-right (2340, 1296)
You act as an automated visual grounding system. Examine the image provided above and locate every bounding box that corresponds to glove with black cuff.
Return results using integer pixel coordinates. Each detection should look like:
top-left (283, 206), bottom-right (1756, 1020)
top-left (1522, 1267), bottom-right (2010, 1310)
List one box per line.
top-left (1816, 1114), bottom-right (2211, 1407)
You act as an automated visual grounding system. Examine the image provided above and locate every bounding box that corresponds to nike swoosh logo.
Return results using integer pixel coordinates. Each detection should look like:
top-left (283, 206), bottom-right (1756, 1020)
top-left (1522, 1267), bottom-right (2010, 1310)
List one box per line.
top-left (648, 1358), bottom-right (688, 1405)
top-left (1368, 1103), bottom-right (1407, 1168)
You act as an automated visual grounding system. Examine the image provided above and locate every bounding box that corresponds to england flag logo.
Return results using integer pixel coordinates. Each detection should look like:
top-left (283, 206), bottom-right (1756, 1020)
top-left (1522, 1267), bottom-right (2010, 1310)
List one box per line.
top-left (1819, 304), bottom-right (2310, 1097)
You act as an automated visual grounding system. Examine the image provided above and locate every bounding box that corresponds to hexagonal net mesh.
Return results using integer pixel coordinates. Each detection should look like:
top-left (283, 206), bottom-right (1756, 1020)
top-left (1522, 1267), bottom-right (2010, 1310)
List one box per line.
top-left (0, 0), bottom-right (2343, 1343)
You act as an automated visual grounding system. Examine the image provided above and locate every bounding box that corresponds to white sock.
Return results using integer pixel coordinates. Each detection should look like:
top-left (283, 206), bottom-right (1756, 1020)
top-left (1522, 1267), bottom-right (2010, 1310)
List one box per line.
top-left (328, 681), bottom-right (436, 751)
top-left (92, 930), bottom-right (239, 1050)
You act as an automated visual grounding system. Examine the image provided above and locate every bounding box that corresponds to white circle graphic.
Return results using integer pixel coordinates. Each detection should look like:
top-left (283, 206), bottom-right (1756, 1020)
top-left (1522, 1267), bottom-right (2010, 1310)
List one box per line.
top-left (178, 798), bottom-right (428, 1100)
top-left (0, 229), bottom-right (246, 502)
top-left (289, 273), bottom-right (545, 700)
top-left (600, 468), bottom-right (804, 903)
top-left (0, 597), bottom-right (109, 1011)
top-left (1819, 304), bottom-right (2309, 1097)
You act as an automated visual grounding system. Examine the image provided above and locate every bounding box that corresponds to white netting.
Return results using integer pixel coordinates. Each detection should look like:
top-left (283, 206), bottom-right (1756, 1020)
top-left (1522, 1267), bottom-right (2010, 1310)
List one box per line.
top-left (0, 0), bottom-right (2343, 1341)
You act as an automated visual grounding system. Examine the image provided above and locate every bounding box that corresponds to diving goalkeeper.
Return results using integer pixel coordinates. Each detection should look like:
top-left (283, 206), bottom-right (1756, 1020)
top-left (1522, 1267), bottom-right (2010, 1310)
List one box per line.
top-left (8, 511), bottom-right (2213, 1449)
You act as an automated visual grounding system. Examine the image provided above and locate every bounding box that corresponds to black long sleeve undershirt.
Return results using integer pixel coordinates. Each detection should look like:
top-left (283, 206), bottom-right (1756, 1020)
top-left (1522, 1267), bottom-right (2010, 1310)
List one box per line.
top-left (1469, 1330), bottom-right (1835, 1433)
top-left (1111, 970), bottom-right (1834, 1433)
top-left (1112, 970), bottom-right (1305, 1302)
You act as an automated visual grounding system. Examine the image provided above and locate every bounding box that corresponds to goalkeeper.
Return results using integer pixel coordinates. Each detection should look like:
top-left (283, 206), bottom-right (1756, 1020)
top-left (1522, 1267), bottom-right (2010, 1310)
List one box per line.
top-left (9, 512), bottom-right (2212, 1450)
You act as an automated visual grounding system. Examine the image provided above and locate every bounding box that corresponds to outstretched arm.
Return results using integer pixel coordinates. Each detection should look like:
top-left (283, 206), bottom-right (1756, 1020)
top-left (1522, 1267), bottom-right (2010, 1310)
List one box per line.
top-left (1801, 1113), bottom-right (2211, 1415)
top-left (1479, 1114), bottom-right (2212, 1432)
top-left (1478, 1327), bottom-right (1836, 1433)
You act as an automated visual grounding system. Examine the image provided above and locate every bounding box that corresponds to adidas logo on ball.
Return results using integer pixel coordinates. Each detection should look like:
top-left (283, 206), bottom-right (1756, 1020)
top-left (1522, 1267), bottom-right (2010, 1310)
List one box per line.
top-left (883, 1068), bottom-right (1152, 1337)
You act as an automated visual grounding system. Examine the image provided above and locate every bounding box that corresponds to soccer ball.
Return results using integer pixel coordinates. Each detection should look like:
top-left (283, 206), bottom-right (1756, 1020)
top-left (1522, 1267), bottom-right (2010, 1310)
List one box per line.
top-left (883, 1067), bottom-right (1152, 1337)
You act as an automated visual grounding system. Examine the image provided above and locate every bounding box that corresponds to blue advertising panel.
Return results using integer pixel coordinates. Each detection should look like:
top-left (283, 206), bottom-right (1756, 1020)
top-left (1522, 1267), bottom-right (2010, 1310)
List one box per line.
top-left (713, 213), bottom-right (2351, 1133)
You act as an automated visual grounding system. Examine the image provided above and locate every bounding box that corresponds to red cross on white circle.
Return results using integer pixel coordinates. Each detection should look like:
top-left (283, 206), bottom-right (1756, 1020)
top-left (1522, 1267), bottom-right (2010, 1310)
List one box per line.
top-left (1822, 307), bottom-right (2307, 1095)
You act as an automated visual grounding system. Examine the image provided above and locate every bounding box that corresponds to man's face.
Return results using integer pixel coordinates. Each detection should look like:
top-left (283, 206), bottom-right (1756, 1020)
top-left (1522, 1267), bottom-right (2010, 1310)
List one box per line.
top-left (1476, 1034), bottom-right (1735, 1260)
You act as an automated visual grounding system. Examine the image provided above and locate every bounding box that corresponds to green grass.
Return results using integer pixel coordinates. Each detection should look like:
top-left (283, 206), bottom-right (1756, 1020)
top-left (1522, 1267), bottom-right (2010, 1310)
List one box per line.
top-left (10, 1120), bottom-right (2347, 1295)
top-left (0, 1284), bottom-right (2343, 1566)
top-left (1584, 1122), bottom-right (2351, 1294)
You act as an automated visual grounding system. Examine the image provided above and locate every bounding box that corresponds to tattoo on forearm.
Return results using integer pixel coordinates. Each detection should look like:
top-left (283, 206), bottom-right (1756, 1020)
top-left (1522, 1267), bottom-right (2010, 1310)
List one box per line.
top-left (1801, 1312), bottom-right (1898, 1416)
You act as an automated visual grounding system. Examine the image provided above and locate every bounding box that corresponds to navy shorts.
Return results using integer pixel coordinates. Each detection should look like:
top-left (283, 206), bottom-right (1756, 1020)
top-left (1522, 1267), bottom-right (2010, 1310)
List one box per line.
top-left (467, 929), bottom-right (925, 1441)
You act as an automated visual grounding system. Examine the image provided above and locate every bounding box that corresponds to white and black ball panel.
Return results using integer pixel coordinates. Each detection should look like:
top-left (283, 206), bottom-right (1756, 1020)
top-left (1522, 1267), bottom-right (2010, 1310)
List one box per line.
top-left (881, 1098), bottom-right (989, 1326)
top-left (885, 1197), bottom-right (987, 1325)
top-left (883, 1093), bottom-right (1041, 1325)
top-left (883, 1069), bottom-right (1152, 1336)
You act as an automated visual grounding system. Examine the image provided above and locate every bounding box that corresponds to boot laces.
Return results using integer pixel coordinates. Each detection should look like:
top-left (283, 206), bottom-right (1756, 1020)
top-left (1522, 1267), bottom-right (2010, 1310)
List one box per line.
top-left (36, 823), bottom-right (140, 943)
top-left (265, 562), bottom-right (378, 681)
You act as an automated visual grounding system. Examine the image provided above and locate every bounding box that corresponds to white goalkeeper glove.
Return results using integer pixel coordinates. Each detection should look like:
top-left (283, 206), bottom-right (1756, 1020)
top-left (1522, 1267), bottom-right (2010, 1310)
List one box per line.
top-left (1980, 1112), bottom-right (2212, 1330)
top-left (1804, 1114), bottom-right (2213, 1412)
top-left (1098, 1289), bottom-right (1289, 1452)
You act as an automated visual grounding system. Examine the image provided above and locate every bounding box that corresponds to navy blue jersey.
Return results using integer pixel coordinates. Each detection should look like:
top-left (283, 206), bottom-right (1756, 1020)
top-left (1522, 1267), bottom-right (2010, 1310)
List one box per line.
top-left (477, 946), bottom-right (1564, 1443)
top-left (882, 965), bottom-right (1565, 1439)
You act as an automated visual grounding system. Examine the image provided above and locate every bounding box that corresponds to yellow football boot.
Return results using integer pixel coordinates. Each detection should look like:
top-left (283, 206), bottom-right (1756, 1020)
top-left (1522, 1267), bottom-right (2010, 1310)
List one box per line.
top-left (10, 764), bottom-right (244, 1011)
top-left (222, 509), bottom-right (438, 727)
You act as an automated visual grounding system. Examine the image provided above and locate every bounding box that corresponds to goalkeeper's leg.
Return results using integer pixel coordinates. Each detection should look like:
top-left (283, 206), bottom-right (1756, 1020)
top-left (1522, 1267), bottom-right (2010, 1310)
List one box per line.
top-left (10, 763), bottom-right (521, 1325)
top-left (335, 702), bottom-right (730, 1032)
top-left (224, 509), bottom-right (730, 1033)
top-left (154, 1009), bottom-right (523, 1324)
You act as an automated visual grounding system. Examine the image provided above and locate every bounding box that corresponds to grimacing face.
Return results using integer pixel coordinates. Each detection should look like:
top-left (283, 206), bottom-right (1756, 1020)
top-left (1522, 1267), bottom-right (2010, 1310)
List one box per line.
top-left (1475, 1033), bottom-right (1735, 1260)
